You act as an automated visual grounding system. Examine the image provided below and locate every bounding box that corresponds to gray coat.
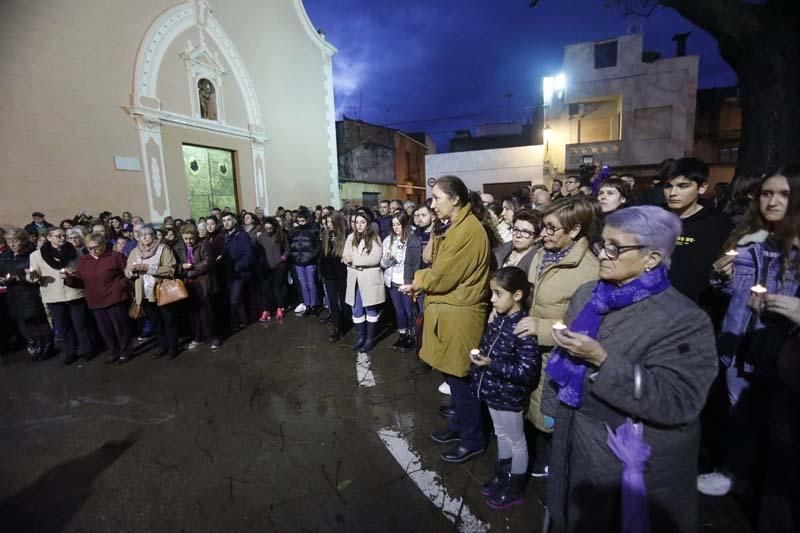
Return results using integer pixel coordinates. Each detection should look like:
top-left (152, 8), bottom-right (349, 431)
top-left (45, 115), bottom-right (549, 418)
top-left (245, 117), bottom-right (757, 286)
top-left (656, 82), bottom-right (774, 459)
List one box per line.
top-left (493, 241), bottom-right (537, 274)
top-left (544, 282), bottom-right (718, 533)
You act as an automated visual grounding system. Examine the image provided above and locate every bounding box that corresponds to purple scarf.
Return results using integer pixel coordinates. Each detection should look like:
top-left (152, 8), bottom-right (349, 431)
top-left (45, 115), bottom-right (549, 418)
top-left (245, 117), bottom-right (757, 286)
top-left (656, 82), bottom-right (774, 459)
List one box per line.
top-left (545, 265), bottom-right (670, 408)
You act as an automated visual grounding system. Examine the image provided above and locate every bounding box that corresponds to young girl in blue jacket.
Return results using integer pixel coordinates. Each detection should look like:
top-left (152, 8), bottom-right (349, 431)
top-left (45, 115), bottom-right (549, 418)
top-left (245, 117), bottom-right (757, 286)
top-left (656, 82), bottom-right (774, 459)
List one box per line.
top-left (470, 266), bottom-right (541, 509)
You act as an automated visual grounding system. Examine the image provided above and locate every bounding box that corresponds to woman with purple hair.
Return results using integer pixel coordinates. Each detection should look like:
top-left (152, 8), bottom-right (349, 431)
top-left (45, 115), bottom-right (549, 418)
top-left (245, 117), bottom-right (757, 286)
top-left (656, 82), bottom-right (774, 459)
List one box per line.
top-left (543, 206), bottom-right (718, 533)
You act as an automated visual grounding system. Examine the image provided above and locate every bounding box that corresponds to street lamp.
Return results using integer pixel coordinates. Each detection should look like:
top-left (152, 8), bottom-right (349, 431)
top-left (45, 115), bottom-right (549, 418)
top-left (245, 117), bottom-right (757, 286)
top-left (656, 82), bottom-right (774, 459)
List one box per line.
top-left (554, 73), bottom-right (566, 99)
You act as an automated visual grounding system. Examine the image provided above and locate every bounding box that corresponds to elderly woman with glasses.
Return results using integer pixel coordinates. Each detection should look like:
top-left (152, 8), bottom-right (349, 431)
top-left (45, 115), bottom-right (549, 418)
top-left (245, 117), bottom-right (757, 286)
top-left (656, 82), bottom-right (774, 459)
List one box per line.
top-left (27, 227), bottom-right (93, 364)
top-left (0, 229), bottom-right (53, 360)
top-left (513, 196), bottom-right (601, 476)
top-left (66, 227), bottom-right (88, 255)
top-left (542, 206), bottom-right (718, 533)
top-left (67, 232), bottom-right (132, 364)
top-left (126, 225), bottom-right (179, 360)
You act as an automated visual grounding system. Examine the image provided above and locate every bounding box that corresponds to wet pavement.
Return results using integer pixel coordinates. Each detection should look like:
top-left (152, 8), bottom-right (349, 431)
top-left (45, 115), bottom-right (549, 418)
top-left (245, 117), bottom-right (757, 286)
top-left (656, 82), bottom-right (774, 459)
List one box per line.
top-left (0, 315), bottom-right (752, 532)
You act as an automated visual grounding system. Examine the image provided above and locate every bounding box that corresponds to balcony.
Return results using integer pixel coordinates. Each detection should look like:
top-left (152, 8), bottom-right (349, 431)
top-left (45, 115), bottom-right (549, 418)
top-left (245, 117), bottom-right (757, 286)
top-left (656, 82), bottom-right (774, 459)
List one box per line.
top-left (566, 140), bottom-right (621, 169)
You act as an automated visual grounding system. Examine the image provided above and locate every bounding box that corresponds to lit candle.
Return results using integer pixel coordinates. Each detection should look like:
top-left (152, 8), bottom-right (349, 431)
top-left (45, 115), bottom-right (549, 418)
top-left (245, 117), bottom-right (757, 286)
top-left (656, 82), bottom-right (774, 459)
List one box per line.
top-left (750, 284), bottom-right (767, 295)
top-left (470, 349), bottom-right (480, 357)
top-left (725, 250), bottom-right (739, 257)
top-left (552, 320), bottom-right (567, 331)
top-left (60, 268), bottom-right (67, 274)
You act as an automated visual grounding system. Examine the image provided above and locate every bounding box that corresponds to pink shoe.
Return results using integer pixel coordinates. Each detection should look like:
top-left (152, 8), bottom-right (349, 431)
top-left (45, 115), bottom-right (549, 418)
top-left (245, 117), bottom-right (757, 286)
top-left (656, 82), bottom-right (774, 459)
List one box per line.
top-left (258, 311), bottom-right (270, 322)
top-left (275, 308), bottom-right (284, 320)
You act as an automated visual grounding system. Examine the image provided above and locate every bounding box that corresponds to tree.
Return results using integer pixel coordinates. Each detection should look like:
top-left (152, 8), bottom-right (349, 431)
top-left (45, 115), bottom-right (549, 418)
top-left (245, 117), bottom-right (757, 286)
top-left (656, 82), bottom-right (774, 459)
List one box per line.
top-left (532, 0), bottom-right (800, 176)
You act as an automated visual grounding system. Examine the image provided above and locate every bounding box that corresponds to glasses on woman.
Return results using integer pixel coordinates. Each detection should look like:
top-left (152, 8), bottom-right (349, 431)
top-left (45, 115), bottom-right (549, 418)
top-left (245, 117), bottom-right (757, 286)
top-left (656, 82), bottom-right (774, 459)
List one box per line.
top-left (541, 224), bottom-right (564, 236)
top-left (591, 241), bottom-right (646, 260)
top-left (511, 227), bottom-right (537, 238)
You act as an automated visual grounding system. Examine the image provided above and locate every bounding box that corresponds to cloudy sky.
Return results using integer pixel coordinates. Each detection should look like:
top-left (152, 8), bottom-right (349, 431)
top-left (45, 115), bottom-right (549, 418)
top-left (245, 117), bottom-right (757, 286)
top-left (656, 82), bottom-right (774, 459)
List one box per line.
top-left (304, 0), bottom-right (737, 150)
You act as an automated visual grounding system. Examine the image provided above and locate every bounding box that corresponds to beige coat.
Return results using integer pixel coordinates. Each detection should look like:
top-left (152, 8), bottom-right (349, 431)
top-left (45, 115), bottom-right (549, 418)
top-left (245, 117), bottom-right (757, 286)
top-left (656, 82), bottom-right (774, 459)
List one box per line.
top-left (126, 244), bottom-right (177, 305)
top-left (344, 233), bottom-right (386, 307)
top-left (28, 249), bottom-right (84, 304)
top-left (415, 205), bottom-right (490, 377)
top-left (525, 237), bottom-right (599, 430)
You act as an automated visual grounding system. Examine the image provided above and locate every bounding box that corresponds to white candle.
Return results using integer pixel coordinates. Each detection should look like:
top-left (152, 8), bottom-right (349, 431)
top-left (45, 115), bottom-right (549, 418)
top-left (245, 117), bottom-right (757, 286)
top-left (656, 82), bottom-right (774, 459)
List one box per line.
top-left (60, 268), bottom-right (67, 274)
top-left (750, 284), bottom-right (767, 295)
top-left (725, 250), bottom-right (739, 257)
top-left (553, 321), bottom-right (567, 331)
top-left (470, 349), bottom-right (480, 357)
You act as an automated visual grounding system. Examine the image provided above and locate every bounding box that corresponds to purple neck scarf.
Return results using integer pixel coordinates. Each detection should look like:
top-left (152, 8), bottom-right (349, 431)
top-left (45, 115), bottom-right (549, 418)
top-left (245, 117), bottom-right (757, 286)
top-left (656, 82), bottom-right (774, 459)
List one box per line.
top-left (545, 265), bottom-right (670, 408)
top-left (187, 245), bottom-right (195, 265)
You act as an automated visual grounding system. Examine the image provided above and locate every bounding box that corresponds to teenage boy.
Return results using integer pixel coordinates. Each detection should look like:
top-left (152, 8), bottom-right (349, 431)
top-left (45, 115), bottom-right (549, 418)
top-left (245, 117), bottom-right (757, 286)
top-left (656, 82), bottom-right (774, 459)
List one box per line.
top-left (664, 158), bottom-right (734, 306)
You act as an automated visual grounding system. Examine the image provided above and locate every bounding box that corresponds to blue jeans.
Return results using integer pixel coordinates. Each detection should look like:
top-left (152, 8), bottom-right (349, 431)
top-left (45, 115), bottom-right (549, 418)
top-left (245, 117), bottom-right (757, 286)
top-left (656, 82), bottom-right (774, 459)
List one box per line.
top-left (388, 285), bottom-right (414, 330)
top-left (352, 285), bottom-right (379, 322)
top-left (294, 265), bottom-right (318, 307)
top-left (446, 373), bottom-right (486, 451)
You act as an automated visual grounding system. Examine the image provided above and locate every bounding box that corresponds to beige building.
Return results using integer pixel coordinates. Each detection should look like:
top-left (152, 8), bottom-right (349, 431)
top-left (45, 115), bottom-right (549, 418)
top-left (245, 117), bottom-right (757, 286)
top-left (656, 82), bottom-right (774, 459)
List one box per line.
top-left (0, 0), bottom-right (340, 227)
top-left (543, 33), bottom-right (699, 178)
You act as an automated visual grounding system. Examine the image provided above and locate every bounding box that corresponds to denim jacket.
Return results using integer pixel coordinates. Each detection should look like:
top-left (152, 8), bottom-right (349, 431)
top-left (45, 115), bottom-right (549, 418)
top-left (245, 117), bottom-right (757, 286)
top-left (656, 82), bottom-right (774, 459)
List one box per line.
top-left (713, 230), bottom-right (799, 370)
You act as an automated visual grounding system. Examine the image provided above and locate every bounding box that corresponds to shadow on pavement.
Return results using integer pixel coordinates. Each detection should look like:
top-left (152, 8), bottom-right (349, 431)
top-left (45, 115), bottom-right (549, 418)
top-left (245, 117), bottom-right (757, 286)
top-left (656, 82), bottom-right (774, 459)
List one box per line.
top-left (0, 430), bottom-right (141, 532)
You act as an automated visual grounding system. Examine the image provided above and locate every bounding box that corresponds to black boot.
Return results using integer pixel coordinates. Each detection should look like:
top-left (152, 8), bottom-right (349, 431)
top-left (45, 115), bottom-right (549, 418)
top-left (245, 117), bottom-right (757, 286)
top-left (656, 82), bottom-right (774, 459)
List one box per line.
top-left (360, 321), bottom-right (378, 353)
top-left (480, 458), bottom-right (512, 497)
top-left (39, 337), bottom-right (54, 360)
top-left (397, 333), bottom-right (415, 353)
top-left (27, 339), bottom-right (40, 361)
top-left (318, 308), bottom-right (331, 323)
top-left (391, 333), bottom-right (405, 351)
top-left (487, 472), bottom-right (527, 510)
top-left (351, 322), bottom-right (366, 351)
top-left (328, 327), bottom-right (341, 343)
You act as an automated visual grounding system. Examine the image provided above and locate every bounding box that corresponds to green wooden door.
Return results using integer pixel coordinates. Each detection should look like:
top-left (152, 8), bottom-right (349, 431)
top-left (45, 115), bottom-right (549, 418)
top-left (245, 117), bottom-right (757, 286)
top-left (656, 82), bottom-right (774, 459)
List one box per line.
top-left (183, 145), bottom-right (237, 220)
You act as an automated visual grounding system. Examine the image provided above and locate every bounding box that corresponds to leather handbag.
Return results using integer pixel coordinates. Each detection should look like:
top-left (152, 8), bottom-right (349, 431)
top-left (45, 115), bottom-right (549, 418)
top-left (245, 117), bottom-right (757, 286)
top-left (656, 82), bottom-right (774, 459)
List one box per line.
top-left (128, 298), bottom-right (144, 320)
top-left (156, 277), bottom-right (189, 306)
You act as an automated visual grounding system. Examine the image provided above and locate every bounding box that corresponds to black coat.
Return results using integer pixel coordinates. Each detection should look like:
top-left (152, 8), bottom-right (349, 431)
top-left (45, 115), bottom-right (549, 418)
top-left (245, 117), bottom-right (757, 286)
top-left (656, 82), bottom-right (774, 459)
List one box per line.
top-left (289, 224), bottom-right (320, 266)
top-left (0, 244), bottom-right (47, 321)
top-left (173, 240), bottom-right (212, 300)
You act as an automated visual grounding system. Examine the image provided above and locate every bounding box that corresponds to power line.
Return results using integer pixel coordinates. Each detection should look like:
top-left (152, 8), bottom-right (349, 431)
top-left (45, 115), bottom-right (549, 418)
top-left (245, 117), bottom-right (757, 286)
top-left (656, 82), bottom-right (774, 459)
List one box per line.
top-left (377, 105), bottom-right (539, 127)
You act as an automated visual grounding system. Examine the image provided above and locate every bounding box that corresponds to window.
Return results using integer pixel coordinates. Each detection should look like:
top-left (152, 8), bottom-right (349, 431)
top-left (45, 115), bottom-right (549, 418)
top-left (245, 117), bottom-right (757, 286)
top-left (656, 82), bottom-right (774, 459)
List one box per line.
top-left (362, 192), bottom-right (380, 208)
top-left (719, 146), bottom-right (739, 164)
top-left (594, 41), bottom-right (618, 69)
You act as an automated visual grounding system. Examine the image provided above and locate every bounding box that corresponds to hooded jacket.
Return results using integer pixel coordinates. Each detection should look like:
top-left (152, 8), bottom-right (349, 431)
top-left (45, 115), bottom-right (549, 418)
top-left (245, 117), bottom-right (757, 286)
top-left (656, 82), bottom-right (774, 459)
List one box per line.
top-left (289, 223), bottom-right (320, 266)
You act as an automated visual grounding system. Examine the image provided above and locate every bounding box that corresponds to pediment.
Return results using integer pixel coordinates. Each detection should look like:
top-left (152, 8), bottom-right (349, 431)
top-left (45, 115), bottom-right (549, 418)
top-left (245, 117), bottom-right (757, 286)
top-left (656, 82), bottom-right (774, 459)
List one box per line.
top-left (181, 40), bottom-right (226, 76)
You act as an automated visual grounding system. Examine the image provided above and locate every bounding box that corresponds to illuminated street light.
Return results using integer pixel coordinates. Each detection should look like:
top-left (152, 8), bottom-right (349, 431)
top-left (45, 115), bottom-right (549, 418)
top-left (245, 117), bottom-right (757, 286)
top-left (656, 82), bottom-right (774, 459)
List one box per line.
top-left (554, 73), bottom-right (566, 98)
top-left (542, 76), bottom-right (554, 105)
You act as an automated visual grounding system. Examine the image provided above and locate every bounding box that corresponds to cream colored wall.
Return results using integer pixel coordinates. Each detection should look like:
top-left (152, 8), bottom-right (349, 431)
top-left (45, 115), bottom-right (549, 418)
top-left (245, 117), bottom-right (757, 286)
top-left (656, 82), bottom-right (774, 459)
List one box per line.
top-left (211, 1), bottom-right (336, 213)
top-left (0, 0), bottom-right (164, 227)
top-left (0, 0), bottom-right (337, 228)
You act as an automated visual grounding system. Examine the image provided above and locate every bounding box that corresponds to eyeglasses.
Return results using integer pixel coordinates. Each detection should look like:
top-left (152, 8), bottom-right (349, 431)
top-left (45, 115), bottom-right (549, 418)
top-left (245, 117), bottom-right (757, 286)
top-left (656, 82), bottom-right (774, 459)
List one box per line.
top-left (591, 241), bottom-right (646, 260)
top-left (541, 225), bottom-right (564, 236)
top-left (50, 233), bottom-right (66, 239)
top-left (512, 227), bottom-right (536, 238)
top-left (86, 244), bottom-right (104, 251)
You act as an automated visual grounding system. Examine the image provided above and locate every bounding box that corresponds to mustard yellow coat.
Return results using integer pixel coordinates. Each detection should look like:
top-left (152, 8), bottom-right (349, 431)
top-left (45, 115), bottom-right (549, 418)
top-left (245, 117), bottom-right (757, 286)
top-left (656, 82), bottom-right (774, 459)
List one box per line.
top-left (415, 205), bottom-right (490, 377)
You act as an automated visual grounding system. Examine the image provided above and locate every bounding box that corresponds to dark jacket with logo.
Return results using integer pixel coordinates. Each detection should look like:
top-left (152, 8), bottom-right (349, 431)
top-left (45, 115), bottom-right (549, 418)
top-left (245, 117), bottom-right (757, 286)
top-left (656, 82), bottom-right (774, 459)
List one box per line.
top-left (470, 310), bottom-right (541, 412)
top-left (668, 206), bottom-right (734, 305)
top-left (289, 224), bottom-right (320, 266)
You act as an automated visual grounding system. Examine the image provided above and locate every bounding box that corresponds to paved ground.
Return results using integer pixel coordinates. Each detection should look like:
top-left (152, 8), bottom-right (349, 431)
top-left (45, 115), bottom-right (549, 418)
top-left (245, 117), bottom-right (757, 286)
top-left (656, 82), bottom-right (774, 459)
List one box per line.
top-left (0, 315), bottom-right (752, 532)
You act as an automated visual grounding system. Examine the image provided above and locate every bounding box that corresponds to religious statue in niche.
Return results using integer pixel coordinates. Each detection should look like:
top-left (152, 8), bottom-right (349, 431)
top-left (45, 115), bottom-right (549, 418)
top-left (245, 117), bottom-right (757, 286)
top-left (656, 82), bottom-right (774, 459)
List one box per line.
top-left (198, 78), bottom-right (218, 120)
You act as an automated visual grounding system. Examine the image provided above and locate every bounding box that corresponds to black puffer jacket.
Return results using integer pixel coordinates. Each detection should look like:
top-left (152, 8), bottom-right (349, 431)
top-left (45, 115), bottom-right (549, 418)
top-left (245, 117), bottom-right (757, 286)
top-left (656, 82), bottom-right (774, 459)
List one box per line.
top-left (289, 224), bottom-right (320, 266)
top-left (470, 310), bottom-right (541, 412)
top-left (0, 243), bottom-right (47, 321)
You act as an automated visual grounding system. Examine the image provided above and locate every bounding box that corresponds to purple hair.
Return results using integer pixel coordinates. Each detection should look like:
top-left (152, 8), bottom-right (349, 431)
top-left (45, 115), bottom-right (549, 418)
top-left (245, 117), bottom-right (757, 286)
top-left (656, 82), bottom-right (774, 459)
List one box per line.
top-left (604, 206), bottom-right (682, 268)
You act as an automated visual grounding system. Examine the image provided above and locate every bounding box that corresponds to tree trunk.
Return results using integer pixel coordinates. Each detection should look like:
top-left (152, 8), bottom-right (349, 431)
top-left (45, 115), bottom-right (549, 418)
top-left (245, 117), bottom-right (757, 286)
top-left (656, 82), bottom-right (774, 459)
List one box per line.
top-left (732, 30), bottom-right (800, 176)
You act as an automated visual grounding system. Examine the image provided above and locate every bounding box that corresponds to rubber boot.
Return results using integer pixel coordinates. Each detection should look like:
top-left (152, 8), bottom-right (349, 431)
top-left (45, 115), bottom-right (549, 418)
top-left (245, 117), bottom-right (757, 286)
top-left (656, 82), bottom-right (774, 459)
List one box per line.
top-left (360, 321), bottom-right (378, 353)
top-left (480, 458), bottom-right (512, 497)
top-left (351, 321), bottom-right (366, 351)
top-left (487, 472), bottom-right (527, 510)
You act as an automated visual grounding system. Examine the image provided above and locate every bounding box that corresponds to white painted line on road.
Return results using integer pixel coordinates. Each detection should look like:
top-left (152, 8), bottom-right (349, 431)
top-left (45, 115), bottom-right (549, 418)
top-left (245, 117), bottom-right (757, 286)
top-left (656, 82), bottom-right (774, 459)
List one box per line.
top-left (356, 351), bottom-right (376, 387)
top-left (377, 427), bottom-right (490, 533)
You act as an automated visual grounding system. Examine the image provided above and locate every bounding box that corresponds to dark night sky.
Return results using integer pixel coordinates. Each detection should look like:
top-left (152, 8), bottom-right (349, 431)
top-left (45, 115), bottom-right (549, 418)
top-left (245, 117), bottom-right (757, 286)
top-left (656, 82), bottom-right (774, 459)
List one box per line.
top-left (303, 0), bottom-right (737, 151)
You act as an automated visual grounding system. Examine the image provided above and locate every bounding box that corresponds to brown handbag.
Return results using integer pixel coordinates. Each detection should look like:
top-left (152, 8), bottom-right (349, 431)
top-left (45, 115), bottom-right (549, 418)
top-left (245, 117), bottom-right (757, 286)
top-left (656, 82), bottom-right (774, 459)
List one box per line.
top-left (156, 277), bottom-right (189, 306)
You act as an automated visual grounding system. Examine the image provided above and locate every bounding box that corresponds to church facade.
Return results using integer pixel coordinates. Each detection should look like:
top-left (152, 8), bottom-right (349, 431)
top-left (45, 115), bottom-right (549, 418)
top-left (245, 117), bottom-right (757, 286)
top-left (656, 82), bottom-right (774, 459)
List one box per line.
top-left (0, 0), bottom-right (340, 225)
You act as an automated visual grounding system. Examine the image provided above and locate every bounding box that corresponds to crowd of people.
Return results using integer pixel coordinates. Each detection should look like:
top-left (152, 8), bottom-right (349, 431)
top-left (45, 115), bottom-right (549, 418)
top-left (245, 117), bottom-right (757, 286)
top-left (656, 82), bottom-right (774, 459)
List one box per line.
top-left (1, 157), bottom-right (798, 532)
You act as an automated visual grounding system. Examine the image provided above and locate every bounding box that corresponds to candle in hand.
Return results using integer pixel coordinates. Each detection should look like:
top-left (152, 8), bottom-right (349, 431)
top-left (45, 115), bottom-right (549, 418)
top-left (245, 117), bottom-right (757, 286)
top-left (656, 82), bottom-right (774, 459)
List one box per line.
top-left (750, 284), bottom-right (767, 295)
top-left (470, 349), bottom-right (480, 357)
top-left (552, 320), bottom-right (567, 331)
top-left (725, 250), bottom-right (739, 257)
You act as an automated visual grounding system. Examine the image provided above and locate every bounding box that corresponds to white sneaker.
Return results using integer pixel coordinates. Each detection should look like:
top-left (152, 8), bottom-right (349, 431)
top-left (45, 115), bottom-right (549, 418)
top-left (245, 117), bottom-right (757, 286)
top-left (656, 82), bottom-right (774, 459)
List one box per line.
top-left (697, 472), bottom-right (732, 496)
top-left (294, 303), bottom-right (306, 314)
top-left (531, 465), bottom-right (549, 478)
top-left (187, 340), bottom-right (202, 350)
top-left (438, 382), bottom-right (451, 395)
